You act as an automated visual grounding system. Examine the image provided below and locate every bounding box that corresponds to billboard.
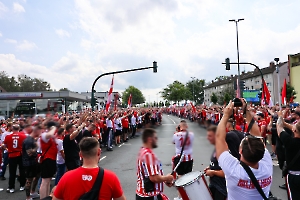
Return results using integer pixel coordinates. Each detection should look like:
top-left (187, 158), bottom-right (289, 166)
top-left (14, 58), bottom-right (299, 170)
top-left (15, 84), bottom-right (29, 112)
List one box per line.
top-left (243, 90), bottom-right (260, 102)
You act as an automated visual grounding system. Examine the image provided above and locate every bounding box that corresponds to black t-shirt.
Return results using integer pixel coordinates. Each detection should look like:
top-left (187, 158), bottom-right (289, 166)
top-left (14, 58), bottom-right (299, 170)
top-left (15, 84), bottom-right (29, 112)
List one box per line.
top-left (22, 136), bottom-right (37, 167)
top-left (226, 130), bottom-right (244, 160)
top-left (209, 149), bottom-right (227, 196)
top-left (280, 131), bottom-right (300, 171)
top-left (82, 129), bottom-right (93, 138)
top-left (63, 134), bottom-right (80, 162)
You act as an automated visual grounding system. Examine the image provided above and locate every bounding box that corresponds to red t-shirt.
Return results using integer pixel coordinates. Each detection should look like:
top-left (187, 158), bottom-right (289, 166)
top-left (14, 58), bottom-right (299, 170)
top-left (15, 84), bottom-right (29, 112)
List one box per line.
top-left (40, 133), bottom-right (58, 161)
top-left (121, 117), bottom-right (129, 128)
top-left (258, 120), bottom-right (267, 138)
top-left (4, 132), bottom-right (27, 158)
top-left (54, 167), bottom-right (123, 200)
top-left (234, 114), bottom-right (244, 125)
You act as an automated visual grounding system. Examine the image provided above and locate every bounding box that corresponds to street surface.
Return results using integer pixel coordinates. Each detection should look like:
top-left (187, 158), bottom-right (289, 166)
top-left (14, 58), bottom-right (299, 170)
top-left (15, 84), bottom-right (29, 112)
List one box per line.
top-left (0, 114), bottom-right (288, 200)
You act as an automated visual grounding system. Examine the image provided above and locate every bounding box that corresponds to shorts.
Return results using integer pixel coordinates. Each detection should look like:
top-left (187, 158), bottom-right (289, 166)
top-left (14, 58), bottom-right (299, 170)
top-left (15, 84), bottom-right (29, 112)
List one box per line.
top-left (174, 160), bottom-right (193, 175)
top-left (41, 158), bottom-right (56, 178)
top-left (115, 129), bottom-right (122, 136)
top-left (271, 129), bottom-right (277, 145)
top-left (123, 128), bottom-right (129, 134)
top-left (25, 164), bottom-right (40, 178)
top-left (65, 160), bottom-right (81, 171)
top-left (137, 123), bottom-right (142, 129)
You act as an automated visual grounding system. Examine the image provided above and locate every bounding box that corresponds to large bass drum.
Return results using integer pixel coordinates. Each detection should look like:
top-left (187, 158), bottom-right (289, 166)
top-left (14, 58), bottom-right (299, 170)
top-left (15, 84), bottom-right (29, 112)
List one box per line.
top-left (174, 171), bottom-right (213, 200)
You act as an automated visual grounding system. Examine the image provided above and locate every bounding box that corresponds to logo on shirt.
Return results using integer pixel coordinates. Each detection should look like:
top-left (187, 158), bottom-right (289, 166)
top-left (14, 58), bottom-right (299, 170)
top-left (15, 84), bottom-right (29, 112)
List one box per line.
top-left (237, 176), bottom-right (271, 189)
top-left (82, 175), bottom-right (93, 181)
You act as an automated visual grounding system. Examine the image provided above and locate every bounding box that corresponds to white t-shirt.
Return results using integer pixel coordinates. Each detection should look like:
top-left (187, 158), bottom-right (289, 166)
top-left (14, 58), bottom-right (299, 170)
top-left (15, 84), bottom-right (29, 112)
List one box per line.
top-left (114, 118), bottom-right (122, 130)
top-left (172, 131), bottom-right (194, 161)
top-left (1, 131), bottom-right (12, 153)
top-left (131, 116), bottom-right (137, 125)
top-left (56, 138), bottom-right (65, 164)
top-left (218, 149), bottom-right (272, 200)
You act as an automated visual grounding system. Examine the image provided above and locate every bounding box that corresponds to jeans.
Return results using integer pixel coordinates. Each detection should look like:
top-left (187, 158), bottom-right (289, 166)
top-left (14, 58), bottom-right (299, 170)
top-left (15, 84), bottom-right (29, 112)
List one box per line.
top-left (0, 152), bottom-right (8, 177)
top-left (55, 163), bottom-right (66, 185)
top-left (106, 128), bottom-right (113, 148)
top-left (131, 125), bottom-right (137, 137)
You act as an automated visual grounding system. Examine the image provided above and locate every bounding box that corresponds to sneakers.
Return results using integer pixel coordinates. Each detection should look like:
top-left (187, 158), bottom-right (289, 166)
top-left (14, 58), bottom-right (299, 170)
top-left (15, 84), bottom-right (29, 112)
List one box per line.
top-left (174, 197), bottom-right (182, 200)
top-left (0, 176), bottom-right (6, 180)
top-left (20, 186), bottom-right (25, 191)
top-left (30, 192), bottom-right (40, 198)
top-left (279, 183), bottom-right (287, 190)
top-left (270, 152), bottom-right (277, 159)
top-left (7, 188), bottom-right (14, 193)
top-left (26, 198), bottom-right (33, 200)
top-left (0, 188), bottom-right (3, 192)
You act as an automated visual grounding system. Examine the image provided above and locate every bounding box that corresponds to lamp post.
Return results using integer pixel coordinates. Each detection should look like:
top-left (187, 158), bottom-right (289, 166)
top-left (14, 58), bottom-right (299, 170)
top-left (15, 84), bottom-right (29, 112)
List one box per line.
top-left (275, 58), bottom-right (281, 109)
top-left (91, 61), bottom-right (158, 110)
top-left (229, 18), bottom-right (244, 97)
top-left (191, 77), bottom-right (196, 104)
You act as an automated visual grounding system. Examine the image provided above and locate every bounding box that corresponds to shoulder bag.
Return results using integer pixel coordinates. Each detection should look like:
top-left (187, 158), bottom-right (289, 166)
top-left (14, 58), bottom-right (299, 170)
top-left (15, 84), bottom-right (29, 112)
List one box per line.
top-left (79, 167), bottom-right (104, 200)
top-left (240, 161), bottom-right (279, 200)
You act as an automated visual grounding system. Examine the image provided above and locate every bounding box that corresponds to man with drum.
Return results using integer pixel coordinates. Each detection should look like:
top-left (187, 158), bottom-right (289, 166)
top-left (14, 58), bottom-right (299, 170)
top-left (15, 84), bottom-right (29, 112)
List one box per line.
top-left (172, 120), bottom-right (194, 176)
top-left (215, 99), bottom-right (272, 199)
top-left (172, 120), bottom-right (194, 200)
top-left (136, 128), bottom-right (173, 200)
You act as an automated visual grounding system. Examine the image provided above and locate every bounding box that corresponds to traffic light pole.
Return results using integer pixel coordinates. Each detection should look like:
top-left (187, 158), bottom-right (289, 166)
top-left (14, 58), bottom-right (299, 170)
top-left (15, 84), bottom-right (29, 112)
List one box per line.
top-left (91, 62), bottom-right (158, 111)
top-left (222, 62), bottom-right (265, 104)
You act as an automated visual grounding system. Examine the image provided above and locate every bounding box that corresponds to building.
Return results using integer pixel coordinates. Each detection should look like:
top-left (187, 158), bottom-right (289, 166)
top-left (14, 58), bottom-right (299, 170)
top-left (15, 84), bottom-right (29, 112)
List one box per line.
top-left (288, 53), bottom-right (300, 102)
top-left (204, 61), bottom-right (289, 105)
top-left (0, 91), bottom-right (90, 118)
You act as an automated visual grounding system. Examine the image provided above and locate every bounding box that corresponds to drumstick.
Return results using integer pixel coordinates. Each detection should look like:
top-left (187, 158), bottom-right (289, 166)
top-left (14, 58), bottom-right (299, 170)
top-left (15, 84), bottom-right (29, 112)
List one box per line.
top-left (171, 154), bottom-right (184, 175)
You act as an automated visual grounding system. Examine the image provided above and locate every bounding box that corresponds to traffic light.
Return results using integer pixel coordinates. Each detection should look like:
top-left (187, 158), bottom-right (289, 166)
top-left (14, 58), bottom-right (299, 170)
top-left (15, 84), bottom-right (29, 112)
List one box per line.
top-left (153, 61), bottom-right (157, 73)
top-left (225, 58), bottom-right (230, 70)
top-left (258, 89), bottom-right (262, 99)
top-left (240, 80), bottom-right (246, 91)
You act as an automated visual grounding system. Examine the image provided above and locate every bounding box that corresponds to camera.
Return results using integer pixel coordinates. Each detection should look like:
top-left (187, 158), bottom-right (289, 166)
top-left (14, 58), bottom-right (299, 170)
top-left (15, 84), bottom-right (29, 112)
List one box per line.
top-left (233, 98), bottom-right (243, 107)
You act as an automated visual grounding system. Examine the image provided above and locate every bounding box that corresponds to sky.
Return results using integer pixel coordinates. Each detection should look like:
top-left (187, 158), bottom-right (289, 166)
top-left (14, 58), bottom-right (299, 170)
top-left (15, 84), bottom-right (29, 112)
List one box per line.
top-left (0, 0), bottom-right (300, 103)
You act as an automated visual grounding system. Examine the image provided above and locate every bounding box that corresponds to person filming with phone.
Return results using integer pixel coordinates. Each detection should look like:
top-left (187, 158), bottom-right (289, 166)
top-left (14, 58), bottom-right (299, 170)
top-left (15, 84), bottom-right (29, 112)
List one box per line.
top-left (215, 98), bottom-right (273, 200)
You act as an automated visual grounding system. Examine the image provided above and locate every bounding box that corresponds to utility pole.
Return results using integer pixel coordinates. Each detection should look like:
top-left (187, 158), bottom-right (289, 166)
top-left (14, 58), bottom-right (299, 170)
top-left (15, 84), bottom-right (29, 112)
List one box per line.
top-left (191, 77), bottom-right (196, 104)
top-left (229, 18), bottom-right (244, 97)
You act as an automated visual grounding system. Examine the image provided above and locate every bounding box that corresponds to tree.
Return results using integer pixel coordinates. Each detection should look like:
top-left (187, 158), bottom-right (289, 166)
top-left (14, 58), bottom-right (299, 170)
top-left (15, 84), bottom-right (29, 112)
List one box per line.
top-left (122, 86), bottom-right (145, 106)
top-left (0, 71), bottom-right (52, 92)
top-left (217, 86), bottom-right (235, 105)
top-left (281, 83), bottom-right (297, 103)
top-left (160, 81), bottom-right (190, 104)
top-left (211, 93), bottom-right (218, 104)
top-left (186, 79), bottom-right (205, 105)
top-left (59, 88), bottom-right (70, 91)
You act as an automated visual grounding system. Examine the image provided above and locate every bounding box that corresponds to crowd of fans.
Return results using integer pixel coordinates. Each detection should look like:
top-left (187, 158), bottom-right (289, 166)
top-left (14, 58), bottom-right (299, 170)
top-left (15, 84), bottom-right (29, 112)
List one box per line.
top-left (0, 100), bottom-right (299, 200)
top-left (0, 108), bottom-right (162, 200)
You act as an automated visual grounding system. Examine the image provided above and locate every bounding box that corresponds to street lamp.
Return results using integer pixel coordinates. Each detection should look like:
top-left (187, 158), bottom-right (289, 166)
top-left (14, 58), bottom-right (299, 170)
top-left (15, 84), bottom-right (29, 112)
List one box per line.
top-left (191, 77), bottom-right (196, 104)
top-left (275, 57), bottom-right (281, 109)
top-left (229, 18), bottom-right (244, 97)
top-left (91, 61), bottom-right (158, 110)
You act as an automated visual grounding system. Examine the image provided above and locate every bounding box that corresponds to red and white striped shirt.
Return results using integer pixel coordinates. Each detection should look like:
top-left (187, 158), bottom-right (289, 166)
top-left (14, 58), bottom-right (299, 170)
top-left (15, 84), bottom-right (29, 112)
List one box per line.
top-left (136, 147), bottom-right (164, 197)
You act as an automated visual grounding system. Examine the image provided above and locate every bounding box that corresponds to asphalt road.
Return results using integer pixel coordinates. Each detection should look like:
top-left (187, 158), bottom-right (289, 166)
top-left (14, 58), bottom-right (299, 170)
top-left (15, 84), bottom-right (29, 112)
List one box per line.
top-left (0, 114), bottom-right (288, 200)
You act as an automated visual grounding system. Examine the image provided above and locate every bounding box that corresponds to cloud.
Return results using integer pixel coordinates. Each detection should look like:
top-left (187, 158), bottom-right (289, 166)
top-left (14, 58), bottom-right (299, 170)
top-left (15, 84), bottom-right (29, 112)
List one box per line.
top-left (0, 2), bottom-right (8, 17)
top-left (55, 29), bottom-right (70, 38)
top-left (0, 32), bottom-right (2, 37)
top-left (5, 39), bottom-right (17, 44)
top-left (16, 40), bottom-right (37, 51)
top-left (13, 2), bottom-right (25, 13)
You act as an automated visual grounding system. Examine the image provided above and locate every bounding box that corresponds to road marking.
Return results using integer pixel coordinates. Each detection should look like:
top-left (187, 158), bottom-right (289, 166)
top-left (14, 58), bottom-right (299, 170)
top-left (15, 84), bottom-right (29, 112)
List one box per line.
top-left (100, 156), bottom-right (106, 161)
top-left (167, 116), bottom-right (176, 124)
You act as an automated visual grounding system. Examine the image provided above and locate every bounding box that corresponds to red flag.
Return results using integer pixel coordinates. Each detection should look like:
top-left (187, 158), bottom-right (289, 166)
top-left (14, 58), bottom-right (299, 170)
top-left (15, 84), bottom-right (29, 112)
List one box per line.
top-left (281, 79), bottom-right (287, 105)
top-left (127, 93), bottom-right (132, 108)
top-left (261, 79), bottom-right (271, 105)
top-left (105, 76), bottom-right (114, 113)
top-left (190, 102), bottom-right (196, 113)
